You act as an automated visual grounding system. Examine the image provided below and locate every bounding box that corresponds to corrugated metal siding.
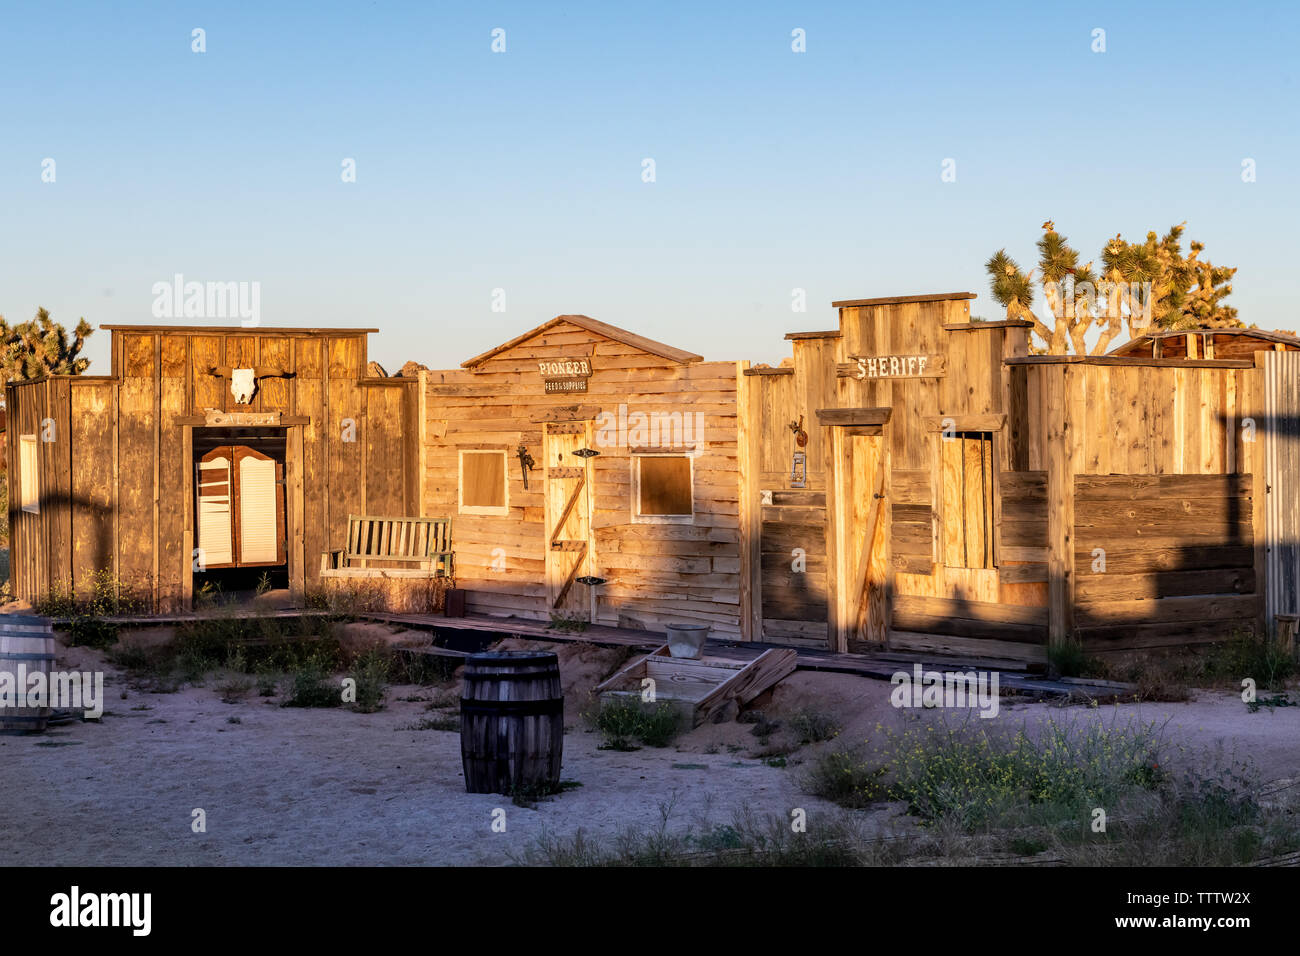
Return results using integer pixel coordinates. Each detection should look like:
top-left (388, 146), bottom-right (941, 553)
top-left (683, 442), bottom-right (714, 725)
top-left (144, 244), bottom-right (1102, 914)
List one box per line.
top-left (1263, 351), bottom-right (1300, 630)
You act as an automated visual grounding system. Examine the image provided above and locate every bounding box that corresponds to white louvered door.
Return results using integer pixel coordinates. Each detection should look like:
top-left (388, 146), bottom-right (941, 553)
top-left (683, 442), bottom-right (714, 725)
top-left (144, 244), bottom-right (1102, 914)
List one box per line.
top-left (238, 455), bottom-right (278, 564)
top-left (196, 453), bottom-right (235, 567)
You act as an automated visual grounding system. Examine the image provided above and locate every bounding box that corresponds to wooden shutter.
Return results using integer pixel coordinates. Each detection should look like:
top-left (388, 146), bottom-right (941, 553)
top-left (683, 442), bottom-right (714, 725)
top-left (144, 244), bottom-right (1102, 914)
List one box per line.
top-left (197, 449), bottom-right (235, 567)
top-left (637, 455), bottom-right (693, 517)
top-left (941, 432), bottom-right (994, 569)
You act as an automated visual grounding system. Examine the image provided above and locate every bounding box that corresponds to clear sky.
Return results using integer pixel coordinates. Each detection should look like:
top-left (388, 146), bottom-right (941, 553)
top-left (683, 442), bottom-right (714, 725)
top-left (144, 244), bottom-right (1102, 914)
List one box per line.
top-left (3, 0), bottom-right (1296, 374)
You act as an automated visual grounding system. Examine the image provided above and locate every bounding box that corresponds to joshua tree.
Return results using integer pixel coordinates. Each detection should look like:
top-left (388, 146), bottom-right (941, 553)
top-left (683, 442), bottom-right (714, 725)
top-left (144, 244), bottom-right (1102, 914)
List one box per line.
top-left (0, 308), bottom-right (94, 382)
top-left (986, 222), bottom-right (1239, 355)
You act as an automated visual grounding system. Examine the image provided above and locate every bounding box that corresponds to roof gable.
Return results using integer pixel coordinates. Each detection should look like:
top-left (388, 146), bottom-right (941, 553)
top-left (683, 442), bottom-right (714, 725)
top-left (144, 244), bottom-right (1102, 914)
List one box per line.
top-left (461, 315), bottom-right (703, 368)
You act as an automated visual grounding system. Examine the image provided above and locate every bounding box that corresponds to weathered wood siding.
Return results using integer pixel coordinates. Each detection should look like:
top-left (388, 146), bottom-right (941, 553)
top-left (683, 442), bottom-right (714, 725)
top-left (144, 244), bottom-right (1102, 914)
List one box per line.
top-left (422, 319), bottom-right (741, 633)
top-left (1260, 350), bottom-right (1300, 635)
top-left (1072, 474), bottom-right (1257, 652)
top-left (6, 328), bottom-right (418, 610)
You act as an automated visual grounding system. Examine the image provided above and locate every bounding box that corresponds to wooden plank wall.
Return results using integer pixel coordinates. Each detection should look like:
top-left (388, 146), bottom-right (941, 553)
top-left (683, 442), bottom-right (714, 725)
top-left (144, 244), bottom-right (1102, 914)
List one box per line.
top-left (421, 319), bottom-right (741, 634)
top-left (1260, 350), bottom-right (1300, 634)
top-left (1072, 474), bottom-right (1257, 652)
top-left (5, 329), bottom-right (418, 610)
top-left (740, 357), bottom-right (833, 646)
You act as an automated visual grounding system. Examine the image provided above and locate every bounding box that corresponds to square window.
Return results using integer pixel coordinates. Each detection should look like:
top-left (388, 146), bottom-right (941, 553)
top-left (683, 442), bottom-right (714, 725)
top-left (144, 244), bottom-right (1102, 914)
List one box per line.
top-left (459, 450), bottom-right (508, 516)
top-left (634, 454), bottom-right (693, 523)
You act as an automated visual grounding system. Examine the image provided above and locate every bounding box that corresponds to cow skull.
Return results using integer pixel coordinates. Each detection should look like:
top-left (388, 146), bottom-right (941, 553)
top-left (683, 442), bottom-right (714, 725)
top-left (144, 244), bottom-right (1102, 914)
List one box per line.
top-left (230, 368), bottom-right (257, 404)
top-left (206, 365), bottom-right (292, 405)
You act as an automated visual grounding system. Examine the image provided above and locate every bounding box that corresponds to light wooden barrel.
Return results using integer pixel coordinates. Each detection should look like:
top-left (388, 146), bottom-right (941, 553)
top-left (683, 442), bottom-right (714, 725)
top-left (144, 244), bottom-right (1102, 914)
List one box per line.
top-left (460, 651), bottom-right (563, 795)
top-left (0, 615), bottom-right (56, 735)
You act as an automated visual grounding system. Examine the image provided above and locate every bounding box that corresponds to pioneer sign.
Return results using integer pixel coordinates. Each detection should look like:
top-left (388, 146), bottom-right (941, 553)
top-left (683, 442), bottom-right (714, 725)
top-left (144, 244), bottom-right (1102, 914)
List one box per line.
top-left (539, 356), bottom-right (594, 393)
top-left (836, 353), bottom-right (946, 381)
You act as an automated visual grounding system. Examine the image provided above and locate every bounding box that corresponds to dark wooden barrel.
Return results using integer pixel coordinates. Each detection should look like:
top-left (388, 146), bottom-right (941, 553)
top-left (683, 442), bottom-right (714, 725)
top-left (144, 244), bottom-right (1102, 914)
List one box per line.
top-left (0, 615), bottom-right (56, 735)
top-left (460, 651), bottom-right (563, 795)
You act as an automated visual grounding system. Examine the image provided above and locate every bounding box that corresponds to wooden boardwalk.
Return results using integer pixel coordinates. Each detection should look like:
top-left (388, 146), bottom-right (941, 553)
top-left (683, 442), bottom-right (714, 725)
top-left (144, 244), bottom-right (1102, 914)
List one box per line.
top-left (361, 611), bottom-right (1134, 700)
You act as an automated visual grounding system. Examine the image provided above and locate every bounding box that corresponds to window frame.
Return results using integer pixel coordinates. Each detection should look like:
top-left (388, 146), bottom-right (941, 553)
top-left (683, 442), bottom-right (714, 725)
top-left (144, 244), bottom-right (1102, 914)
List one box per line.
top-left (19, 434), bottom-right (39, 514)
top-left (458, 448), bottom-right (510, 517)
top-left (938, 429), bottom-right (998, 571)
top-left (631, 451), bottom-right (695, 525)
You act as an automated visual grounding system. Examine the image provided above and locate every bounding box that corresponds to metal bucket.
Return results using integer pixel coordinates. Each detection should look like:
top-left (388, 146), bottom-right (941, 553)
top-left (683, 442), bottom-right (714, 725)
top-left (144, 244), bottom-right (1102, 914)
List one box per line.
top-left (665, 623), bottom-right (709, 659)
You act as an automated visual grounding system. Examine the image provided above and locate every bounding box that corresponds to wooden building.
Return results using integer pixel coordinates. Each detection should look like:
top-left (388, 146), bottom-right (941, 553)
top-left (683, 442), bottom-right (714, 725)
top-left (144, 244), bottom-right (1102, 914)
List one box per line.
top-left (6, 304), bottom-right (1297, 663)
top-left (739, 292), bottom-right (1286, 662)
top-left (418, 314), bottom-right (743, 634)
top-left (1109, 327), bottom-right (1300, 360)
top-left (5, 326), bottom-right (419, 610)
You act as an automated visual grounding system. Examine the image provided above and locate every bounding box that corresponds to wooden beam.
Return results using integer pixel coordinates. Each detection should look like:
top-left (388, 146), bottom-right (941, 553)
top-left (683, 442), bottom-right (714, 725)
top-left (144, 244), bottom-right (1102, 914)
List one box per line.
top-left (831, 292), bottom-right (976, 308)
top-left (1045, 365), bottom-right (1078, 649)
top-left (814, 407), bottom-right (892, 427)
top-left (528, 404), bottom-right (602, 423)
top-left (923, 413), bottom-right (1007, 432)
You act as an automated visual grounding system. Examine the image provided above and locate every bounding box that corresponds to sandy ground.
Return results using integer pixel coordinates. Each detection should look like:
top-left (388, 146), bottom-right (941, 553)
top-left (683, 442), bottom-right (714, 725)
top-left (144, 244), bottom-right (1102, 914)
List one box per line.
top-left (3, 632), bottom-right (1300, 866)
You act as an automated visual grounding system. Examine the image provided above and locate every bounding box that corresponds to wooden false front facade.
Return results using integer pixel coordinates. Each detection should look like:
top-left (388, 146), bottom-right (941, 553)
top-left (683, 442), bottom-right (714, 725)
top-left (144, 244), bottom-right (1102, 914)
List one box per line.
top-left (5, 326), bottom-right (420, 610)
top-left (5, 304), bottom-right (1293, 661)
top-left (740, 292), bottom-right (1270, 661)
top-left (419, 315), bottom-right (742, 634)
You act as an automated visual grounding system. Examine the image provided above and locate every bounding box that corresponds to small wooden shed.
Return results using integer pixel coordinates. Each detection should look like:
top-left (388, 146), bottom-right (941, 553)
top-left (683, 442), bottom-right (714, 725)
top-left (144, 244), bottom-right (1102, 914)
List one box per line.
top-left (418, 314), bottom-right (743, 634)
top-left (5, 325), bottom-right (420, 610)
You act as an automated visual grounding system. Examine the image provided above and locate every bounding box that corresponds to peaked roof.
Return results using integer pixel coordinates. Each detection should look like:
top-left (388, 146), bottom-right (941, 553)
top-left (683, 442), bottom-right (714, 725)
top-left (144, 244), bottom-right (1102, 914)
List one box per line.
top-left (461, 314), bottom-right (703, 368)
top-left (1109, 327), bottom-right (1300, 355)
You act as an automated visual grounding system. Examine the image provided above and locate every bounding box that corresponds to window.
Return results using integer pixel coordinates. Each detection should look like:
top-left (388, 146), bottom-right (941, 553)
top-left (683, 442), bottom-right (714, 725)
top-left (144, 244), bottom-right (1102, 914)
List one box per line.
top-left (633, 454), bottom-right (694, 523)
top-left (459, 450), bottom-right (508, 516)
top-left (19, 435), bottom-right (39, 514)
top-left (942, 431), bottom-right (995, 569)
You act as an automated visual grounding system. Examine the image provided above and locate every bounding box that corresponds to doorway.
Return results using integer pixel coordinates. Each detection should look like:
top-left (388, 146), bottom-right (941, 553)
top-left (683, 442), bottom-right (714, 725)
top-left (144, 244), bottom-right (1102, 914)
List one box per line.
top-left (828, 427), bottom-right (889, 651)
top-left (192, 428), bottom-right (288, 595)
top-left (543, 421), bottom-right (596, 621)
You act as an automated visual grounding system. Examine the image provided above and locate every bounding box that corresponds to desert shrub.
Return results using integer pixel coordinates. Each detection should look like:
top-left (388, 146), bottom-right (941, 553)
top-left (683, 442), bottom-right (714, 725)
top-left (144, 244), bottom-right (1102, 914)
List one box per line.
top-left (803, 750), bottom-right (888, 809)
top-left (254, 661), bottom-right (280, 697)
top-left (1047, 640), bottom-right (1100, 679)
top-left (283, 650), bottom-right (341, 708)
top-left (883, 718), bottom-right (1163, 829)
top-left (215, 646), bottom-right (255, 702)
top-left (389, 649), bottom-right (458, 685)
top-left (349, 649), bottom-right (390, 713)
top-left (177, 646), bottom-right (217, 684)
top-left (588, 697), bottom-right (683, 750)
top-left (405, 714), bottom-right (460, 732)
top-left (788, 708), bottom-right (841, 743)
top-left (517, 806), bottom-right (868, 867)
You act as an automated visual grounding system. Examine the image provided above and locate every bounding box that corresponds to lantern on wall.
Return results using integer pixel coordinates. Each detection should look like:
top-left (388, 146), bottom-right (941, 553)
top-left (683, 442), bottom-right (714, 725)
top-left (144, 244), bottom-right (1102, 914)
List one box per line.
top-left (788, 415), bottom-right (808, 489)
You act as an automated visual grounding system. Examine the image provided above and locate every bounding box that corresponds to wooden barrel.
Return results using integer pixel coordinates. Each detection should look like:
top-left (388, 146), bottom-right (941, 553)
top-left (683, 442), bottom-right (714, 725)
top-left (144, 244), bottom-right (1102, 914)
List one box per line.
top-left (0, 615), bottom-right (56, 735)
top-left (460, 651), bottom-right (563, 795)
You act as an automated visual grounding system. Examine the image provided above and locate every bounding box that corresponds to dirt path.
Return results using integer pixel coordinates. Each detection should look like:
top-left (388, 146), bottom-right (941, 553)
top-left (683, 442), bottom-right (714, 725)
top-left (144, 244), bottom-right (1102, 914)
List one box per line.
top-left (4, 639), bottom-right (1299, 866)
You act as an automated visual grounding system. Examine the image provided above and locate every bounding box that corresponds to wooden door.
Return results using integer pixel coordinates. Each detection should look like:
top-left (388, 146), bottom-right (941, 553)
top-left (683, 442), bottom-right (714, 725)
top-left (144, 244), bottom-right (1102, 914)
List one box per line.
top-left (194, 444), bottom-right (286, 569)
top-left (544, 422), bottom-right (595, 620)
top-left (829, 429), bottom-right (890, 651)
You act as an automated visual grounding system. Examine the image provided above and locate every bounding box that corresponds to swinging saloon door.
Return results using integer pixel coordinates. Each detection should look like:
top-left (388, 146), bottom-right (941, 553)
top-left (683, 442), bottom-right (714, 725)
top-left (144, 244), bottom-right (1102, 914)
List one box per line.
top-left (543, 421), bottom-right (596, 621)
top-left (195, 444), bottom-right (286, 569)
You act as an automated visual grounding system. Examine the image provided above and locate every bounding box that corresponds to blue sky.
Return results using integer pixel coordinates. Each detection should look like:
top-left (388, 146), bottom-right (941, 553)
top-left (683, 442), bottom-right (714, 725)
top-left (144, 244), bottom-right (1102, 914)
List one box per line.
top-left (2, 0), bottom-right (1296, 372)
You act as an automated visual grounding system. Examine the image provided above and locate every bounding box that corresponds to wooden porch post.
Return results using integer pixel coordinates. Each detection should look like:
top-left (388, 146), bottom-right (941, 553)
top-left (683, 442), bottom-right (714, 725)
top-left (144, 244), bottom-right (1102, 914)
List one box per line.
top-left (736, 361), bottom-right (762, 642)
top-left (1045, 365), bottom-right (1078, 648)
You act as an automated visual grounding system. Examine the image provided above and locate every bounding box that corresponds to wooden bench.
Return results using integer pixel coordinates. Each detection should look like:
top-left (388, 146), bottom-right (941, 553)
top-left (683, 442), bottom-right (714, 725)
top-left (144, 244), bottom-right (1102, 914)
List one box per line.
top-left (320, 514), bottom-right (454, 578)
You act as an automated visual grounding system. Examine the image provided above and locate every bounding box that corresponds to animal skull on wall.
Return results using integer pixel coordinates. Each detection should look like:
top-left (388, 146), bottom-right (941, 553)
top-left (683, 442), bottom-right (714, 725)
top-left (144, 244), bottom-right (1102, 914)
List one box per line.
top-left (206, 365), bottom-right (293, 406)
top-left (230, 368), bottom-right (257, 404)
